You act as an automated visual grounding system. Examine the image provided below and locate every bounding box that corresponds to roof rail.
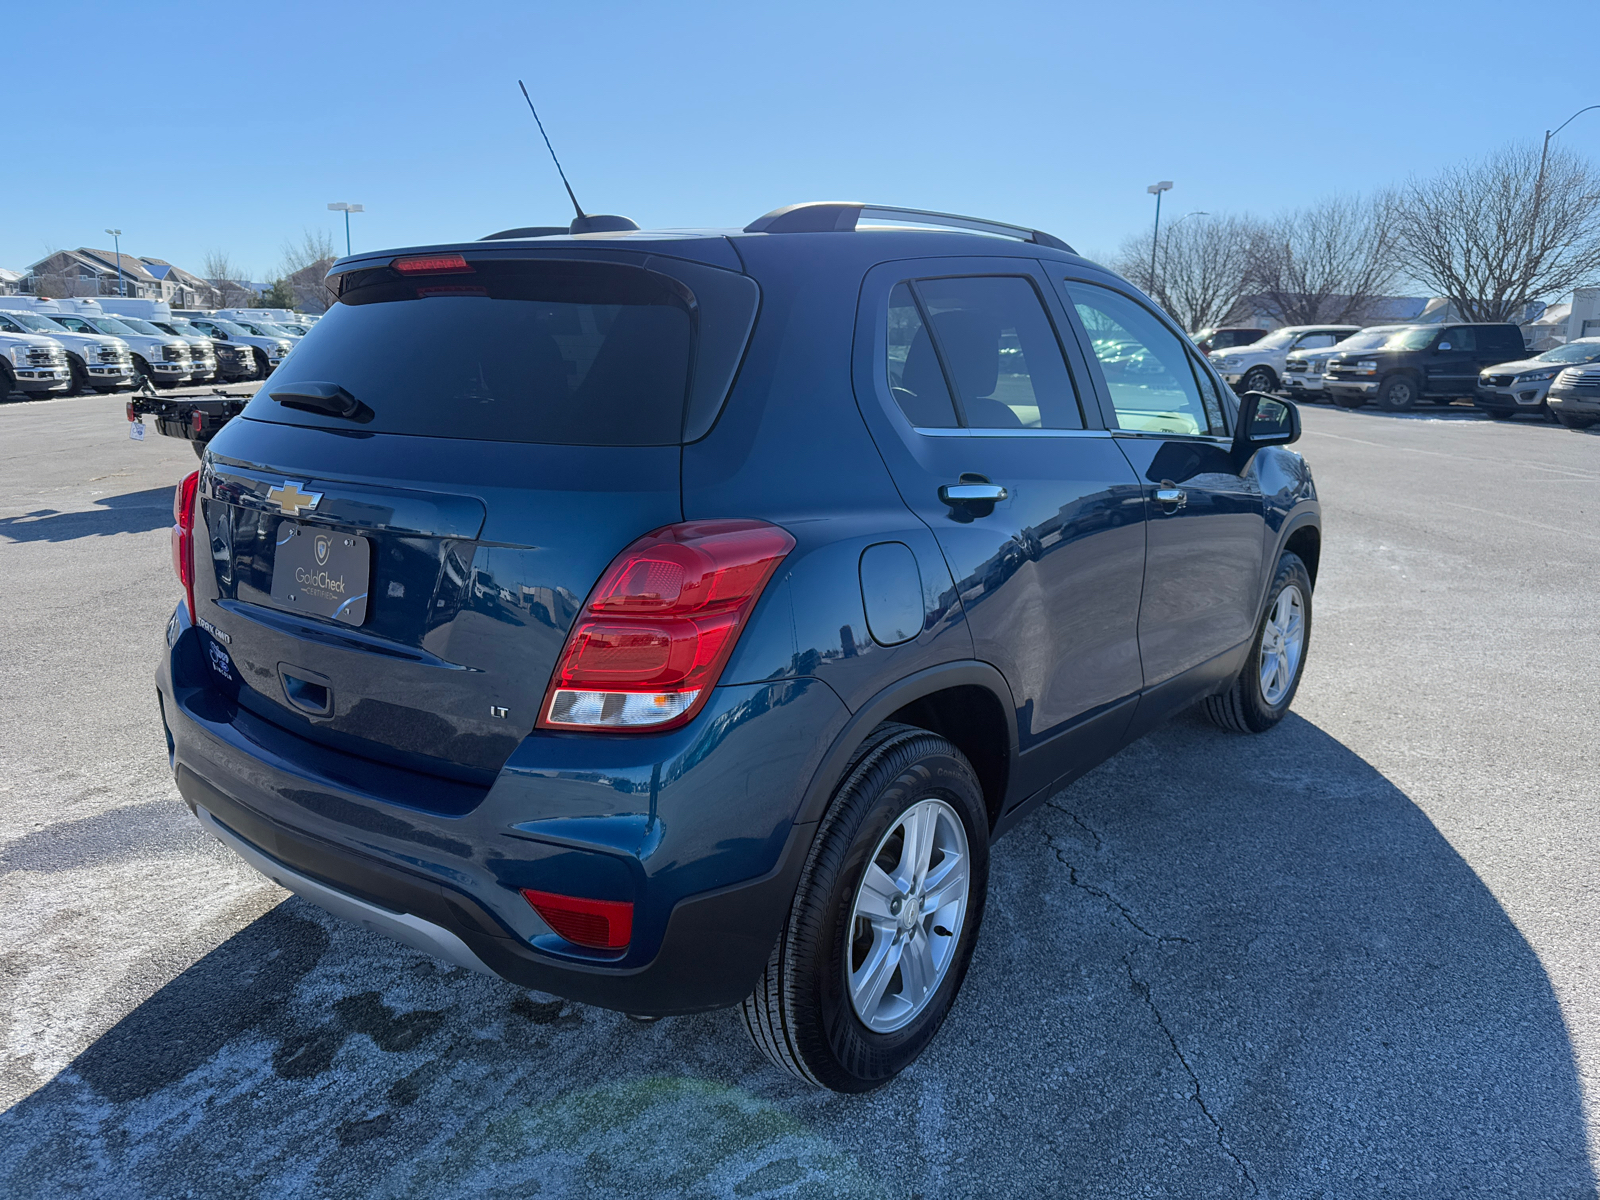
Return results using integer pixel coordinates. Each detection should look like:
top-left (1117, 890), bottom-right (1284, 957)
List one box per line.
top-left (743, 202), bottom-right (1074, 253)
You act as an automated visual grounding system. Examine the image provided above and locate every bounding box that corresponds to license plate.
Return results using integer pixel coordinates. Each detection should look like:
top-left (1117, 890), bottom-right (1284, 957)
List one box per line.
top-left (270, 524), bottom-right (370, 625)
top-left (128, 420), bottom-right (145, 441)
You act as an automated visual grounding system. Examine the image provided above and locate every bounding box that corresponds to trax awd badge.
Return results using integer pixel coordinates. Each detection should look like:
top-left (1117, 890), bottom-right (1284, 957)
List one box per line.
top-left (266, 481), bottom-right (322, 517)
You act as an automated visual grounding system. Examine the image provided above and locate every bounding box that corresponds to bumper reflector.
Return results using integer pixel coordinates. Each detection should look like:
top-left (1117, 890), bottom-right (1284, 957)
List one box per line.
top-left (521, 888), bottom-right (633, 950)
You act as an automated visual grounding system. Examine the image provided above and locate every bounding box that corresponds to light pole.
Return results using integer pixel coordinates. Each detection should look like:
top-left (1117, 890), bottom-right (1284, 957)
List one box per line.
top-left (104, 228), bottom-right (125, 296)
top-left (327, 203), bottom-right (365, 256)
top-left (1532, 106), bottom-right (1599, 260)
top-left (1146, 181), bottom-right (1173, 291)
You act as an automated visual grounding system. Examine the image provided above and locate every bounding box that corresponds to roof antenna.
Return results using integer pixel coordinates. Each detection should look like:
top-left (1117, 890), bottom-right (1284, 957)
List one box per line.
top-left (515, 81), bottom-right (638, 235)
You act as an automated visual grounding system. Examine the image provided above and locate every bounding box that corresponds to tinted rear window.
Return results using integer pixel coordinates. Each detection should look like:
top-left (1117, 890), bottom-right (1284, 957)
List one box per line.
top-left (246, 258), bottom-right (726, 446)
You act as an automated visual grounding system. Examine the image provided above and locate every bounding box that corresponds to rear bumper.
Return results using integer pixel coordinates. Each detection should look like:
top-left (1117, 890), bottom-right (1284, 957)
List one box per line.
top-left (156, 602), bottom-right (844, 1014)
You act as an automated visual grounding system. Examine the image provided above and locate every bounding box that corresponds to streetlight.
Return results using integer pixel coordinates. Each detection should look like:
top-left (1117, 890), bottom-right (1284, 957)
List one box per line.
top-left (1532, 106), bottom-right (1599, 249)
top-left (327, 203), bottom-right (365, 256)
top-left (104, 228), bottom-right (125, 296)
top-left (1146, 181), bottom-right (1173, 291)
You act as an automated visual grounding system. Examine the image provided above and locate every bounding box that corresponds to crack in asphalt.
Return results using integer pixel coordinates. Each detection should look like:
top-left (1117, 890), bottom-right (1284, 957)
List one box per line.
top-left (1123, 956), bottom-right (1258, 1196)
top-left (1044, 805), bottom-right (1254, 1195)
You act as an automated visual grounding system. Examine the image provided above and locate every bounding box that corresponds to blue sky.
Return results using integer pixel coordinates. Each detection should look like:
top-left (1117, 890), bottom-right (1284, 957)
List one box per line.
top-left (6, 0), bottom-right (1598, 282)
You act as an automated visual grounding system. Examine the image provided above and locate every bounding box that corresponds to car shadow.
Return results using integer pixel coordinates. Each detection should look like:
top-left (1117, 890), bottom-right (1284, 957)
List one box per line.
top-left (0, 487), bottom-right (173, 544)
top-left (0, 713), bottom-right (1593, 1198)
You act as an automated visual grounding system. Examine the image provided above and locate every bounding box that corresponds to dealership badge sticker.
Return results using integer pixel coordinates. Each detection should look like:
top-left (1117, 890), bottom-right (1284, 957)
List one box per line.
top-left (128, 420), bottom-right (145, 441)
top-left (270, 526), bottom-right (371, 625)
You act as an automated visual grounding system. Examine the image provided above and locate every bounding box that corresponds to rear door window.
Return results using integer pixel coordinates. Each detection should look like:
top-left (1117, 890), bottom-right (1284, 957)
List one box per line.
top-left (1442, 327), bottom-right (1476, 352)
top-left (1062, 281), bottom-right (1227, 436)
top-left (888, 275), bottom-right (1083, 430)
top-left (247, 256), bottom-right (756, 446)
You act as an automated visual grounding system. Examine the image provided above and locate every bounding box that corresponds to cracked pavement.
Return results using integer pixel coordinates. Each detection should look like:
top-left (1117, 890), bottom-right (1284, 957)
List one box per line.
top-left (2, 395), bottom-right (1597, 1197)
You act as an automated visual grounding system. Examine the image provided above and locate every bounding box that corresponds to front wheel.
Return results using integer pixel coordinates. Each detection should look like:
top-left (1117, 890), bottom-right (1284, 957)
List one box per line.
top-left (742, 724), bottom-right (989, 1092)
top-left (1242, 366), bottom-right (1276, 394)
top-left (1376, 374), bottom-right (1419, 411)
top-left (1205, 552), bottom-right (1312, 734)
top-left (1555, 412), bottom-right (1599, 431)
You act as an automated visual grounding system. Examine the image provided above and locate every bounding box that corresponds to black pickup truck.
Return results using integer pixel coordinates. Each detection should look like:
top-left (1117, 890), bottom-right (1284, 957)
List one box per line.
top-left (1324, 322), bottom-right (1526, 411)
top-left (127, 390), bottom-right (251, 458)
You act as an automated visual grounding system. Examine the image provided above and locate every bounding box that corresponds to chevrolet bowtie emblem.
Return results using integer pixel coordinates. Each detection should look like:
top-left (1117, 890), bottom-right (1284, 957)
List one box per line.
top-left (266, 481), bottom-right (323, 517)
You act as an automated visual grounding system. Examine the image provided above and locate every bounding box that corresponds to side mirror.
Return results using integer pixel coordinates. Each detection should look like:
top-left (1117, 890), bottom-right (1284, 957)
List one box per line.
top-left (1437, 342), bottom-right (1452, 352)
top-left (1233, 391), bottom-right (1300, 463)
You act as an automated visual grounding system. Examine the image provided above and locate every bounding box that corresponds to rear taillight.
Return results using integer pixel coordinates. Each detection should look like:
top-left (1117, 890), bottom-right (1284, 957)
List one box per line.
top-left (521, 889), bottom-right (633, 950)
top-left (171, 470), bottom-right (199, 620)
top-left (537, 519), bottom-right (795, 733)
top-left (392, 253), bottom-right (472, 275)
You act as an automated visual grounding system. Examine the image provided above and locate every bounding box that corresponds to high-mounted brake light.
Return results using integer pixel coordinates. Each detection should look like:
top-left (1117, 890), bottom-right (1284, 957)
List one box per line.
top-left (537, 519), bottom-right (795, 733)
top-left (171, 470), bottom-right (200, 621)
top-left (521, 888), bottom-right (633, 950)
top-left (392, 253), bottom-right (472, 275)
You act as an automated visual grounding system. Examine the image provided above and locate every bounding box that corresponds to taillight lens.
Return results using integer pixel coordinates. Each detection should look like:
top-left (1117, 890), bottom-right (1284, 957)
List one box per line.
top-left (521, 889), bottom-right (633, 950)
top-left (392, 253), bottom-right (472, 275)
top-left (171, 470), bottom-right (199, 620)
top-left (538, 519), bottom-right (795, 732)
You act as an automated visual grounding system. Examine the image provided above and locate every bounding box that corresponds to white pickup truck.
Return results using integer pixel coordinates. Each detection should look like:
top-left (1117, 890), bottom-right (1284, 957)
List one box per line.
top-left (1208, 324), bottom-right (1362, 394)
top-left (0, 301), bottom-right (134, 393)
top-left (0, 323), bottom-right (70, 398)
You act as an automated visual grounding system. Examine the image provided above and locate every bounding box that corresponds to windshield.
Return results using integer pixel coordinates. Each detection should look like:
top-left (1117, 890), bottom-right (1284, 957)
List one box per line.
top-left (1248, 329), bottom-right (1299, 351)
top-left (251, 322), bottom-right (297, 337)
top-left (1382, 326), bottom-right (1437, 351)
top-left (86, 316), bottom-right (138, 336)
top-left (1334, 328), bottom-right (1404, 351)
top-left (116, 318), bottom-right (164, 336)
top-left (206, 320), bottom-right (251, 336)
top-left (5, 312), bottom-right (68, 334)
top-left (1537, 341), bottom-right (1600, 363)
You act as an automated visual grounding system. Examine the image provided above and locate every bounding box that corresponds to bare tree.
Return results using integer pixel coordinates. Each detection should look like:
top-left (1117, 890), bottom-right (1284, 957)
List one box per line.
top-left (279, 228), bottom-right (337, 278)
top-left (202, 250), bottom-right (257, 308)
top-left (1391, 142), bottom-right (1600, 322)
top-left (1245, 195), bottom-right (1400, 326)
top-left (1113, 214), bottom-right (1256, 332)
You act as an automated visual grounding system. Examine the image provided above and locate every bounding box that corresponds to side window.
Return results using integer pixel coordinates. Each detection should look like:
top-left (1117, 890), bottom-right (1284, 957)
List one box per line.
top-left (886, 283), bottom-right (958, 428)
top-left (1192, 355), bottom-right (1228, 434)
top-left (1063, 281), bottom-right (1225, 436)
top-left (55, 317), bottom-right (90, 333)
top-left (0, 315), bottom-right (21, 334)
top-left (1443, 326), bottom-right (1476, 352)
top-left (913, 275), bottom-right (1083, 430)
top-left (1295, 332), bottom-right (1337, 350)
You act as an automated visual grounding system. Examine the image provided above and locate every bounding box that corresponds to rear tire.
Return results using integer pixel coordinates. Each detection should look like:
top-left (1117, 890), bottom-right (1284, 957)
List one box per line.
top-left (1376, 375), bottom-right (1419, 411)
top-left (1205, 552), bottom-right (1312, 734)
top-left (1485, 409), bottom-right (1515, 420)
top-left (741, 723), bottom-right (989, 1093)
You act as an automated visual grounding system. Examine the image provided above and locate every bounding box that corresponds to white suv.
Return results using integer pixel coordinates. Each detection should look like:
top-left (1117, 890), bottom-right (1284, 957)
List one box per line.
top-left (1210, 325), bottom-right (1361, 393)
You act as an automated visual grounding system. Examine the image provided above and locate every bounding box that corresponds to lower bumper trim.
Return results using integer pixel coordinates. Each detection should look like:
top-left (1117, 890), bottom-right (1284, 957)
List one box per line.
top-left (192, 803), bottom-right (499, 978)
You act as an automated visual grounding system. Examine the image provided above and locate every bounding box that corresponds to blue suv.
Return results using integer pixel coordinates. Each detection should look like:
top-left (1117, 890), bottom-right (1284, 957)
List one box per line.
top-left (156, 202), bottom-right (1320, 1092)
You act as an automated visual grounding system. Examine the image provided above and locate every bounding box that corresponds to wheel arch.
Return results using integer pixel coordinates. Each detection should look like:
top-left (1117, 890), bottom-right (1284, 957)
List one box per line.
top-left (1282, 520), bottom-right (1321, 588)
top-left (794, 662), bottom-right (1018, 836)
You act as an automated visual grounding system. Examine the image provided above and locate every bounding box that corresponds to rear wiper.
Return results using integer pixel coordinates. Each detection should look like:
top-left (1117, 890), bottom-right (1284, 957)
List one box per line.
top-left (267, 381), bottom-right (372, 422)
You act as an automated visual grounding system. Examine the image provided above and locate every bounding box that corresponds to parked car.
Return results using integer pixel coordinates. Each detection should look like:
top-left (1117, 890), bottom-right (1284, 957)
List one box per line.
top-left (157, 202), bottom-right (1320, 1093)
top-left (1473, 337), bottom-right (1600, 420)
top-left (1209, 325), bottom-right (1361, 394)
top-left (1282, 326), bottom-right (1406, 403)
top-left (0, 304), bottom-right (134, 393)
top-left (181, 316), bottom-right (292, 376)
top-left (47, 306), bottom-right (194, 388)
top-left (1325, 322), bottom-right (1526, 411)
top-left (1546, 362), bottom-right (1600, 430)
top-left (0, 325), bottom-right (69, 397)
top-left (155, 319), bottom-right (257, 382)
top-left (1192, 326), bottom-right (1267, 354)
top-left (231, 317), bottom-right (303, 345)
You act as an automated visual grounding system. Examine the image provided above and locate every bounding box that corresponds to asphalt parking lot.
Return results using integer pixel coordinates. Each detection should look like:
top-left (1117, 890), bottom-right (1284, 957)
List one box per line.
top-left (1, 393), bottom-right (1596, 1199)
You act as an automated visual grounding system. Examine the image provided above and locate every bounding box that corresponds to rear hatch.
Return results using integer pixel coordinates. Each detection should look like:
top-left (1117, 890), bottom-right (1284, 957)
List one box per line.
top-left (197, 245), bottom-right (759, 791)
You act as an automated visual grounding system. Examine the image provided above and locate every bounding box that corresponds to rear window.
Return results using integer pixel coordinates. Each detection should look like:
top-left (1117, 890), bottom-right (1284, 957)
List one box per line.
top-left (246, 255), bottom-right (757, 446)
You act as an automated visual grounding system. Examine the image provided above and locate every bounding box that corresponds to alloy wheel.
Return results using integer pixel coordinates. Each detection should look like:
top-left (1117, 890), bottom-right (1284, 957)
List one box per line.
top-left (846, 797), bottom-right (971, 1033)
top-left (1259, 584), bottom-right (1306, 706)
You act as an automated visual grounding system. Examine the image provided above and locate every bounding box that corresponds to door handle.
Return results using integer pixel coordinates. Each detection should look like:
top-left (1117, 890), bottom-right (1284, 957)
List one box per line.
top-left (1154, 486), bottom-right (1186, 511)
top-left (939, 482), bottom-right (1009, 505)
